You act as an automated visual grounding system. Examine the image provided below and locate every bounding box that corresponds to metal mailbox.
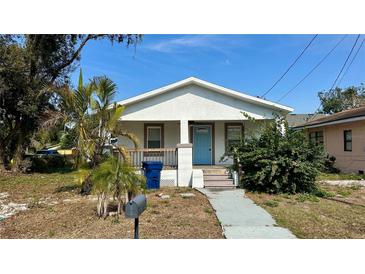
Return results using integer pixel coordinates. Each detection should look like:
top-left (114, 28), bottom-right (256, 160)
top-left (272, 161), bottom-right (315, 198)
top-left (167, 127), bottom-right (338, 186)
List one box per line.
top-left (125, 195), bottom-right (147, 219)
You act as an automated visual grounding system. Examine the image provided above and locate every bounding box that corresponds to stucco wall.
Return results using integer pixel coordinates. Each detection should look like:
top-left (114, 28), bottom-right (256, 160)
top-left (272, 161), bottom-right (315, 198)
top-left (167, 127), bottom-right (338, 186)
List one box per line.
top-left (308, 120), bottom-right (365, 173)
top-left (117, 121), bottom-right (180, 149)
top-left (121, 84), bottom-right (283, 121)
top-left (117, 120), bottom-right (266, 165)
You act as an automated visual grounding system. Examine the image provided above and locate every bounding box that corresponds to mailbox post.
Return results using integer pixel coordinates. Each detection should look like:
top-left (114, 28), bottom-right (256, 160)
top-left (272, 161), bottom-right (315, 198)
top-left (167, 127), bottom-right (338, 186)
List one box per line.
top-left (125, 195), bottom-right (147, 239)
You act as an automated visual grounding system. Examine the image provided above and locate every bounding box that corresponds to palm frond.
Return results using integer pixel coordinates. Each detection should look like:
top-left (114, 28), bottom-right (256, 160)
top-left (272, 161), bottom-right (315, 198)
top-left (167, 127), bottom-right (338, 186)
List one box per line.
top-left (78, 69), bottom-right (83, 91)
top-left (93, 76), bottom-right (117, 106)
top-left (115, 129), bottom-right (139, 149)
top-left (115, 145), bottom-right (131, 163)
top-left (107, 104), bottom-right (124, 131)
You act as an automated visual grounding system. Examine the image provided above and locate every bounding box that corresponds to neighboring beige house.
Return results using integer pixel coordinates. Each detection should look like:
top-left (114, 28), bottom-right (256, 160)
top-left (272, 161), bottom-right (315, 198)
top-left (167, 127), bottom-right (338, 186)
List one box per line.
top-left (115, 77), bottom-right (293, 188)
top-left (295, 106), bottom-right (365, 174)
top-left (286, 113), bottom-right (326, 128)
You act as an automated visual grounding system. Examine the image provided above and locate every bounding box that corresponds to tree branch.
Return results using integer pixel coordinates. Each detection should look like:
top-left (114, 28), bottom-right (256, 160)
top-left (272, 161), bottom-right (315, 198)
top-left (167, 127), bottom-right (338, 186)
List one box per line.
top-left (50, 34), bottom-right (102, 83)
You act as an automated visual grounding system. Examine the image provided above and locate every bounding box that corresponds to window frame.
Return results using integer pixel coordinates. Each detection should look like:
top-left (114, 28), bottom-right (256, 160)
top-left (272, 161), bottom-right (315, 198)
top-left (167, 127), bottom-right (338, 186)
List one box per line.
top-left (225, 123), bottom-right (244, 152)
top-left (344, 130), bottom-right (352, 152)
top-left (309, 130), bottom-right (324, 146)
top-left (144, 123), bottom-right (164, 149)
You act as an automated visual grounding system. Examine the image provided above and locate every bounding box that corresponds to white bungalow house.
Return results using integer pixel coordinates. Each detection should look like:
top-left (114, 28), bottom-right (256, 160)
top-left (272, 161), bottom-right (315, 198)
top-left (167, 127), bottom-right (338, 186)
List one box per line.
top-left (115, 77), bottom-right (293, 188)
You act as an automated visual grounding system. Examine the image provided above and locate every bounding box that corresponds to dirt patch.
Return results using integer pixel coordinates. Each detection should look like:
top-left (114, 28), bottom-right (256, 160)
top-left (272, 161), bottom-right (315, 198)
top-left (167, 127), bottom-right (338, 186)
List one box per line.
top-left (0, 172), bottom-right (223, 239)
top-left (246, 184), bottom-right (365, 239)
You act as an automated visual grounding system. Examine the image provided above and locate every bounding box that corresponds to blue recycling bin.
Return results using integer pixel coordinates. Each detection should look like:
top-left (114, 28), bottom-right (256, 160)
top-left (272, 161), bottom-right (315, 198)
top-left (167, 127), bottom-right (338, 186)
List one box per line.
top-left (142, 161), bottom-right (163, 189)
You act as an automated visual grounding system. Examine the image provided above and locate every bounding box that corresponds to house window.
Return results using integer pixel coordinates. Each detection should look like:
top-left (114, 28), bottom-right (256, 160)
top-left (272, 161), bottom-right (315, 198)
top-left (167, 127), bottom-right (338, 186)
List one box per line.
top-left (344, 130), bottom-right (352, 152)
top-left (225, 124), bottom-right (243, 151)
top-left (309, 131), bottom-right (324, 146)
top-left (146, 126), bottom-right (162, 148)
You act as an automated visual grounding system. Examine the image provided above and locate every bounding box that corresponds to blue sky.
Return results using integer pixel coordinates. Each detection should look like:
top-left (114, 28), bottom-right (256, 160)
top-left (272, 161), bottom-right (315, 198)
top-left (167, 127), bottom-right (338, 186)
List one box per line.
top-left (71, 34), bottom-right (364, 113)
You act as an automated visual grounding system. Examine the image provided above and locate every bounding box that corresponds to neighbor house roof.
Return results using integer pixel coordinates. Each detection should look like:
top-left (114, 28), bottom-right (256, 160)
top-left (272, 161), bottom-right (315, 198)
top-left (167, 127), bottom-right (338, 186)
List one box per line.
top-left (116, 77), bottom-right (294, 112)
top-left (294, 106), bottom-right (365, 129)
top-left (286, 113), bottom-right (326, 127)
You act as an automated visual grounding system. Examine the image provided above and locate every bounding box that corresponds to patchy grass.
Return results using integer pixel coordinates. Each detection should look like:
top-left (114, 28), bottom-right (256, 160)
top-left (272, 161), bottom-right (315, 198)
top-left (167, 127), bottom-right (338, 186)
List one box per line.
top-left (264, 200), bottom-right (279, 207)
top-left (317, 172), bottom-right (365, 181)
top-left (0, 172), bottom-right (222, 239)
top-left (246, 184), bottom-right (365, 239)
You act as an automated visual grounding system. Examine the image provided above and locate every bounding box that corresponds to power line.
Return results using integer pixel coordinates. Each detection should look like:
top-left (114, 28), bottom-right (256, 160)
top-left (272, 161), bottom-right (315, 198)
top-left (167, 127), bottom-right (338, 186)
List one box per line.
top-left (308, 34), bottom-right (361, 122)
top-left (328, 34), bottom-right (361, 92)
top-left (277, 35), bottom-right (348, 102)
top-left (337, 37), bottom-right (364, 86)
top-left (261, 34), bottom-right (318, 98)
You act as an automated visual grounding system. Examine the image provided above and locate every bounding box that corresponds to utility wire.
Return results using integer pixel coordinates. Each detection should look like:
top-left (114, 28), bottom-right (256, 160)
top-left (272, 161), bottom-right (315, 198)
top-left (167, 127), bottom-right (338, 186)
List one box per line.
top-left (337, 37), bottom-right (364, 86)
top-left (261, 34), bottom-right (318, 98)
top-left (277, 35), bottom-right (348, 102)
top-left (308, 34), bottom-right (361, 122)
top-left (328, 34), bottom-right (361, 92)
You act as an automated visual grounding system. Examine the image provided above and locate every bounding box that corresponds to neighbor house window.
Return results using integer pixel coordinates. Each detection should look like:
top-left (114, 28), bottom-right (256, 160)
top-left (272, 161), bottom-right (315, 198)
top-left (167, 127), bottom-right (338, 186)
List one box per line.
top-left (225, 124), bottom-right (243, 151)
top-left (344, 130), bottom-right (352, 152)
top-left (145, 124), bottom-right (164, 149)
top-left (309, 131), bottom-right (324, 146)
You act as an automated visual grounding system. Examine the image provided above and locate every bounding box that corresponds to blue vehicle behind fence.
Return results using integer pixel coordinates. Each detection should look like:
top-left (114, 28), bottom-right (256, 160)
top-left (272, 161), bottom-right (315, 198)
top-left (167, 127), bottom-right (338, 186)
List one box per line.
top-left (142, 161), bottom-right (163, 189)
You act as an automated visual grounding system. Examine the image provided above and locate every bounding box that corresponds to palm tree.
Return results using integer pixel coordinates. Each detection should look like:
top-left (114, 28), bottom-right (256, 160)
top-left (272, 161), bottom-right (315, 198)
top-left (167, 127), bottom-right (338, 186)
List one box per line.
top-left (58, 69), bottom-right (139, 163)
top-left (57, 69), bottom-right (140, 194)
top-left (92, 156), bottom-right (146, 218)
top-left (57, 69), bottom-right (94, 167)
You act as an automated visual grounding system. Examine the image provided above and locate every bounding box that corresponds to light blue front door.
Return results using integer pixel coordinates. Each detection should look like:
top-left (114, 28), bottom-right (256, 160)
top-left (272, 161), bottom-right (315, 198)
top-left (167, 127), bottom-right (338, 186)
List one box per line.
top-left (193, 125), bottom-right (212, 164)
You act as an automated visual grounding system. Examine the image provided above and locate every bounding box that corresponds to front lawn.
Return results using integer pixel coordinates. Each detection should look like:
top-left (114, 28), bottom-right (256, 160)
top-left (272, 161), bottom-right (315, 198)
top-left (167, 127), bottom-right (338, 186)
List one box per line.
top-left (317, 172), bottom-right (365, 181)
top-left (246, 184), bottom-right (365, 239)
top-left (0, 172), bottom-right (223, 239)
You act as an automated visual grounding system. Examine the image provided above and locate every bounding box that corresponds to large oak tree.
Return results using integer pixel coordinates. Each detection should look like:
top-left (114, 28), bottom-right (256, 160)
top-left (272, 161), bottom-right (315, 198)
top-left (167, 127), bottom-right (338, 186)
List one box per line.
top-left (0, 34), bottom-right (142, 170)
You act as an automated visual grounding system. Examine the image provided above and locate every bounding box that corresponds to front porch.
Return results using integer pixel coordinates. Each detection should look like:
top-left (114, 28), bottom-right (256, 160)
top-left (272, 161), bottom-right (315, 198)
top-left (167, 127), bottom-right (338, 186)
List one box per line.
top-left (116, 119), bottom-right (265, 188)
top-left (117, 119), bottom-right (263, 166)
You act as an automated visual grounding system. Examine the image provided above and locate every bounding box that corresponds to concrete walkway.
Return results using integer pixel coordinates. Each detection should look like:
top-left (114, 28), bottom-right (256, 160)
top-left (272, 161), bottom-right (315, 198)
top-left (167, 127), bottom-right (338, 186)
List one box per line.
top-left (198, 188), bottom-right (296, 239)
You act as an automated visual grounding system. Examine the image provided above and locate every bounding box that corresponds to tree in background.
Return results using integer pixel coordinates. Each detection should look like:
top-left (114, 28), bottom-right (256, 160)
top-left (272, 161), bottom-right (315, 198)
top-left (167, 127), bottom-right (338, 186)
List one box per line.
top-left (318, 85), bottom-right (365, 114)
top-left (59, 128), bottom-right (77, 149)
top-left (0, 34), bottom-right (142, 171)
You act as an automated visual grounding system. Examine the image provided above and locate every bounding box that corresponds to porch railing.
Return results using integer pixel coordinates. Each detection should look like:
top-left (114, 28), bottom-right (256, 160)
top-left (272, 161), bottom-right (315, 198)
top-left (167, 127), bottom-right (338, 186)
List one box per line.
top-left (116, 148), bottom-right (178, 169)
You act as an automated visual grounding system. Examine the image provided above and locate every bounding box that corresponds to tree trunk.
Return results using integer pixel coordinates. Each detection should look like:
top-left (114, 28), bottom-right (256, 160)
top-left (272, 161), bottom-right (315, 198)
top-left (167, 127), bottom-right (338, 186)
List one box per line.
top-left (11, 142), bottom-right (24, 172)
top-left (0, 147), bottom-right (8, 171)
top-left (102, 192), bottom-right (108, 218)
top-left (96, 194), bottom-right (102, 217)
top-left (96, 192), bottom-right (109, 218)
top-left (117, 195), bottom-right (123, 215)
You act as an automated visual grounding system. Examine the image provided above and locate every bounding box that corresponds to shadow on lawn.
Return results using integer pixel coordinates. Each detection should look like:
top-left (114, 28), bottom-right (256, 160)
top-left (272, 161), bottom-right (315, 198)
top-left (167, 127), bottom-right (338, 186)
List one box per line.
top-left (35, 167), bottom-right (76, 174)
top-left (54, 184), bottom-right (80, 193)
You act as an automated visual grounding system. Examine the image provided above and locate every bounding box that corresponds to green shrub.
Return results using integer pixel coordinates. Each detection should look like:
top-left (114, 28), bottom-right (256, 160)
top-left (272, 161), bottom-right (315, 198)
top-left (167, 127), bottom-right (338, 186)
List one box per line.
top-left (322, 154), bottom-right (340, 173)
top-left (228, 117), bottom-right (324, 194)
top-left (31, 155), bottom-right (74, 172)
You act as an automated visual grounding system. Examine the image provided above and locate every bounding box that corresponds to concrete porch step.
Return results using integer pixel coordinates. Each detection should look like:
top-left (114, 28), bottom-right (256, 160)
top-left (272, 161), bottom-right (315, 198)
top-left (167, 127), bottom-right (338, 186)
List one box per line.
top-left (204, 174), bottom-right (232, 181)
top-left (204, 183), bottom-right (235, 189)
top-left (202, 169), bottom-right (228, 175)
top-left (204, 179), bottom-right (235, 189)
top-left (200, 166), bottom-right (235, 189)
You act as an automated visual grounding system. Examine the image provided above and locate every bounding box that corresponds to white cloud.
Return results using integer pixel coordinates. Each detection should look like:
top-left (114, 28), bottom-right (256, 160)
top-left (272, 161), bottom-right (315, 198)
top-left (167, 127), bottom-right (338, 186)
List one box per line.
top-left (144, 35), bottom-right (250, 54)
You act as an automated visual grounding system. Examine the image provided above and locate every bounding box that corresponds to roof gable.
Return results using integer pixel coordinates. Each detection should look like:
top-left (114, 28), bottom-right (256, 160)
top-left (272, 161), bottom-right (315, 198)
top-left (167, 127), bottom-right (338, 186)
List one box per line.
top-left (117, 77), bottom-right (293, 112)
top-left (119, 81), bottom-right (291, 121)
